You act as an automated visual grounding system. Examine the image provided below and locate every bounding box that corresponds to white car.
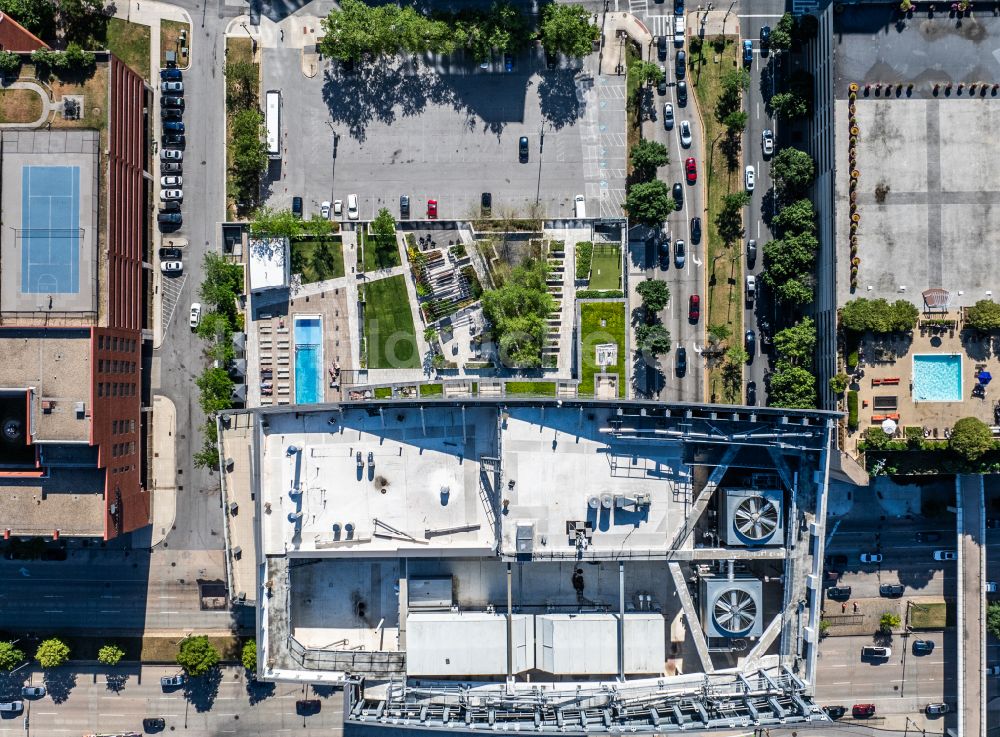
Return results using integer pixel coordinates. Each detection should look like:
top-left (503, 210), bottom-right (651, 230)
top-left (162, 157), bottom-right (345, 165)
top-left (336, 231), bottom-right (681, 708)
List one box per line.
top-left (333, 200), bottom-right (343, 217)
top-left (20, 686), bottom-right (45, 698)
top-left (745, 165), bottom-right (755, 191)
top-left (860, 553), bottom-right (882, 563)
top-left (762, 128), bottom-right (774, 156)
top-left (161, 175), bottom-right (182, 187)
top-left (663, 102), bottom-right (674, 130)
top-left (987, 582), bottom-right (998, 593)
top-left (160, 148), bottom-right (183, 161)
top-left (988, 665), bottom-right (1000, 676)
top-left (347, 193), bottom-right (359, 220)
top-left (189, 302), bottom-right (202, 328)
top-left (161, 81), bottom-right (183, 93)
top-left (933, 550), bottom-right (957, 561)
top-left (320, 200), bottom-right (331, 219)
top-left (0, 702), bottom-right (23, 713)
top-left (160, 189), bottom-right (183, 201)
top-left (679, 120), bottom-right (692, 148)
top-left (160, 261), bottom-right (183, 274)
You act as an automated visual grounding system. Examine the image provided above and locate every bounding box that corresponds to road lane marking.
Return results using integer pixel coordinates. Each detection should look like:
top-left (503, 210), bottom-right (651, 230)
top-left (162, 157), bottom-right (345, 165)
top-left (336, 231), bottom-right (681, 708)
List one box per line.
top-left (43, 610), bottom-right (63, 613)
top-left (159, 610), bottom-right (179, 614)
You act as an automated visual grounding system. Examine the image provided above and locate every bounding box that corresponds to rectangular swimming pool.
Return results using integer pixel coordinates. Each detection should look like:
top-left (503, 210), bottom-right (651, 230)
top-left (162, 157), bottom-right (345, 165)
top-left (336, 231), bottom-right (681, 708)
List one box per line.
top-left (912, 354), bottom-right (962, 402)
top-left (294, 315), bottom-right (323, 404)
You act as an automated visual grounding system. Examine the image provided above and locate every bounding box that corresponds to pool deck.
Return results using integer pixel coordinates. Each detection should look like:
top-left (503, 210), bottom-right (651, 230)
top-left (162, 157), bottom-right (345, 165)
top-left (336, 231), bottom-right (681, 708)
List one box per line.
top-left (849, 311), bottom-right (1000, 449)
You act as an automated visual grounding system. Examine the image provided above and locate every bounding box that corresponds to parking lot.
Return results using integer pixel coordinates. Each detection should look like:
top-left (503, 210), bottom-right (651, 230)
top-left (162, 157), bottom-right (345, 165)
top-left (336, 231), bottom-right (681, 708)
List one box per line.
top-left (263, 46), bottom-right (624, 221)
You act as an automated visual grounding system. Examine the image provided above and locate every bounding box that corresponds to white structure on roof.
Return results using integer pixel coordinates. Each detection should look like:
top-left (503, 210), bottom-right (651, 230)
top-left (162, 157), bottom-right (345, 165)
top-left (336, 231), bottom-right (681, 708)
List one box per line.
top-left (407, 612), bottom-right (533, 676)
top-left (536, 613), bottom-right (665, 675)
top-left (248, 236), bottom-right (290, 293)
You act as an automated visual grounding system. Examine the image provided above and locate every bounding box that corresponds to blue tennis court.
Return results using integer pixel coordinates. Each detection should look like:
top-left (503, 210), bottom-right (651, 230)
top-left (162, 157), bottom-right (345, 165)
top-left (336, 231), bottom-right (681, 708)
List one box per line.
top-left (21, 165), bottom-right (81, 294)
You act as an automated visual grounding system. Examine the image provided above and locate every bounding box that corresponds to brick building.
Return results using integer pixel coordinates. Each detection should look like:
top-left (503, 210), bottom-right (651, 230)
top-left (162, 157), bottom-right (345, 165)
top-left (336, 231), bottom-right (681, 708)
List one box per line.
top-left (0, 55), bottom-right (150, 541)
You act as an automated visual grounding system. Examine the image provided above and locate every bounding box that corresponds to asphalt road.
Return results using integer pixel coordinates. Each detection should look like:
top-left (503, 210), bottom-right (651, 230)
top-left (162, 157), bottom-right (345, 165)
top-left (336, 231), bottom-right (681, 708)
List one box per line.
top-left (0, 665), bottom-right (344, 737)
top-left (739, 5), bottom-right (784, 406)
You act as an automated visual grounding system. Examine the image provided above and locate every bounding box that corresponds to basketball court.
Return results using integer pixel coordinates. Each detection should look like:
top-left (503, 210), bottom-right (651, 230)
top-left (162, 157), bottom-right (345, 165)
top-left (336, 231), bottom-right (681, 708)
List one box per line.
top-left (20, 165), bottom-right (82, 294)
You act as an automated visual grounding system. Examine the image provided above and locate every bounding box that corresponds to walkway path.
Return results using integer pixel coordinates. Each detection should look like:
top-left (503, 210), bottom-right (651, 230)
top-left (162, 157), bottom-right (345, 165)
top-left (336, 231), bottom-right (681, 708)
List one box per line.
top-left (0, 81), bottom-right (52, 128)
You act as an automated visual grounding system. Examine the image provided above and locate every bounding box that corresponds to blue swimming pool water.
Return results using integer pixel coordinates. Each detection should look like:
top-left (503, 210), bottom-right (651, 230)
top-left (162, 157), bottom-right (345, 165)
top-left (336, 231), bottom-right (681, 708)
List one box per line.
top-left (294, 316), bottom-right (323, 404)
top-left (912, 354), bottom-right (962, 402)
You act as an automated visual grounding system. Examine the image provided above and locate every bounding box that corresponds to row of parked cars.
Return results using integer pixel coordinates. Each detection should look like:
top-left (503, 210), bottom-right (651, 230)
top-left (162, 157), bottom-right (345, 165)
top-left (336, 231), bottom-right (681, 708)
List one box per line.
top-left (158, 66), bottom-right (185, 241)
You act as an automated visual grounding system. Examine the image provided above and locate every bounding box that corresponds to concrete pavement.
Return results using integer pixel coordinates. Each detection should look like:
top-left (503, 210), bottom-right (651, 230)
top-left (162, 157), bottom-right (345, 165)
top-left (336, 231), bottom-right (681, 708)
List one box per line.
top-left (958, 473), bottom-right (985, 737)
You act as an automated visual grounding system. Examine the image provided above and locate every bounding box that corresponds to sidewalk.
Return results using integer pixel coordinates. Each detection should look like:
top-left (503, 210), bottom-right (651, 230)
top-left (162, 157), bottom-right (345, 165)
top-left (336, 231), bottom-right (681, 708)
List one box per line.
top-left (151, 395), bottom-right (177, 548)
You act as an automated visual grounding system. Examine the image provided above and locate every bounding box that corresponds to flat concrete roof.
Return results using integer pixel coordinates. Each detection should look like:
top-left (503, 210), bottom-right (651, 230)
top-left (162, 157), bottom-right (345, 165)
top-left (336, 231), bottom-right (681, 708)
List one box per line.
top-left (248, 237), bottom-right (288, 292)
top-left (0, 329), bottom-right (91, 442)
top-left (0, 467), bottom-right (105, 536)
top-left (0, 130), bottom-right (99, 315)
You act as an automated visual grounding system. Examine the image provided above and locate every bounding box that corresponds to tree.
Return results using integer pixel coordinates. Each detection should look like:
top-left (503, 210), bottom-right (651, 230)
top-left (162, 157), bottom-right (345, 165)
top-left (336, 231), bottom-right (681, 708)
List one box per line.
top-left (773, 317), bottom-right (816, 365)
top-left (771, 147), bottom-right (816, 195)
top-left (768, 362), bottom-right (817, 409)
top-left (35, 638), bottom-right (69, 668)
top-left (0, 0), bottom-right (55, 38)
top-left (540, 3), bottom-right (599, 58)
top-left (775, 277), bottom-right (814, 306)
top-left (481, 259), bottom-right (553, 367)
top-left (989, 602), bottom-right (1000, 639)
top-left (0, 50), bottom-right (21, 74)
top-left (966, 299), bottom-right (1000, 332)
top-left (879, 612), bottom-right (901, 633)
top-left (829, 373), bottom-right (850, 395)
top-left (950, 417), bottom-right (994, 461)
top-left (0, 641), bottom-right (24, 671)
top-left (708, 323), bottom-right (732, 344)
top-left (226, 60), bottom-right (258, 111)
top-left (629, 139), bottom-right (668, 181)
top-left (199, 253), bottom-right (243, 326)
top-left (624, 180), bottom-right (675, 225)
top-left (770, 91), bottom-right (808, 120)
top-left (242, 640), bottom-right (257, 671)
top-left (630, 59), bottom-right (664, 88)
top-left (58, 0), bottom-right (107, 44)
top-left (98, 644), bottom-right (125, 666)
top-left (717, 191), bottom-right (751, 243)
top-left (762, 232), bottom-right (817, 287)
top-left (723, 109), bottom-right (748, 135)
top-left (635, 279), bottom-right (670, 313)
top-left (197, 367), bottom-right (235, 415)
top-left (773, 198), bottom-right (816, 235)
top-left (250, 207), bottom-right (303, 239)
top-left (636, 322), bottom-right (671, 356)
top-left (229, 108), bottom-right (267, 207)
top-left (840, 298), bottom-right (919, 334)
top-left (61, 42), bottom-right (96, 73)
top-left (372, 207), bottom-right (396, 238)
top-left (770, 12), bottom-right (795, 50)
top-left (303, 215), bottom-right (334, 238)
top-left (176, 636), bottom-right (220, 677)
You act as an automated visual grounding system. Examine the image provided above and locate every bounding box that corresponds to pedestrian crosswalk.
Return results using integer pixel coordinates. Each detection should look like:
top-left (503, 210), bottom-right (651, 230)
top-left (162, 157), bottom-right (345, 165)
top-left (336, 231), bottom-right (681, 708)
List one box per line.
top-left (646, 14), bottom-right (675, 39)
top-left (160, 273), bottom-right (187, 335)
top-left (629, 0), bottom-right (648, 16)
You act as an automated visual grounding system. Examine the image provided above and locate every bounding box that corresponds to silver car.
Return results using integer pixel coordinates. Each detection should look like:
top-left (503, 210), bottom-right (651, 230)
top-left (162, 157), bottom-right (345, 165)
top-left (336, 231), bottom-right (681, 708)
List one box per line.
top-left (21, 686), bottom-right (45, 698)
top-left (160, 175), bottom-right (182, 187)
top-left (159, 189), bottom-right (183, 201)
top-left (663, 103), bottom-right (674, 130)
top-left (679, 120), bottom-right (692, 148)
top-left (762, 128), bottom-right (774, 156)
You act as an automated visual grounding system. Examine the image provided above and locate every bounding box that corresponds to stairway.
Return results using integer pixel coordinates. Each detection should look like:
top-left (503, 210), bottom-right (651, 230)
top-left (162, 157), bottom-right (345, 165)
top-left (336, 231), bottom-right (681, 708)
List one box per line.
top-left (543, 248), bottom-right (565, 365)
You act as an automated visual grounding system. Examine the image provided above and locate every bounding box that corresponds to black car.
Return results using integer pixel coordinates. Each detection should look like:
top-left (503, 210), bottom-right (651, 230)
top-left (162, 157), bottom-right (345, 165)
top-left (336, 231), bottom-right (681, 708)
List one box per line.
top-left (160, 68), bottom-right (181, 81)
top-left (916, 531), bottom-right (942, 542)
top-left (296, 699), bottom-right (321, 715)
top-left (657, 35), bottom-right (667, 60)
top-left (676, 80), bottom-right (687, 106)
top-left (674, 0), bottom-right (684, 11)
top-left (746, 239), bottom-right (757, 267)
top-left (826, 585), bottom-right (851, 600)
top-left (143, 717), bottom-right (166, 732)
top-left (824, 706), bottom-right (847, 720)
top-left (912, 640), bottom-right (935, 654)
top-left (657, 71), bottom-right (667, 96)
top-left (157, 212), bottom-right (182, 226)
top-left (162, 134), bottom-right (185, 146)
top-left (163, 121), bottom-right (184, 133)
top-left (676, 347), bottom-right (687, 376)
top-left (675, 50), bottom-right (686, 79)
top-left (744, 330), bottom-right (756, 360)
top-left (481, 192), bottom-right (492, 216)
top-left (160, 200), bottom-right (181, 212)
top-left (746, 381), bottom-right (757, 406)
top-left (162, 96), bottom-right (184, 108)
top-left (161, 107), bottom-right (182, 120)
top-left (519, 136), bottom-right (529, 162)
top-left (672, 182), bottom-right (683, 208)
top-left (879, 583), bottom-right (905, 597)
top-left (658, 241), bottom-right (670, 270)
top-left (159, 247), bottom-right (182, 260)
top-left (760, 25), bottom-right (771, 53)
top-left (292, 196), bottom-right (303, 218)
top-left (161, 162), bottom-right (182, 174)
top-left (400, 194), bottom-right (410, 219)
top-left (690, 217), bottom-right (701, 244)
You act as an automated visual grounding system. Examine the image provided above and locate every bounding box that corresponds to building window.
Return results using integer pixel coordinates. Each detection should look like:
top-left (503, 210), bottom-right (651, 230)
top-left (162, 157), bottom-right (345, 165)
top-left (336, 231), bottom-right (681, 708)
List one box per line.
top-left (97, 383), bottom-right (103, 397)
top-left (98, 335), bottom-right (104, 350)
top-left (112, 420), bottom-right (118, 434)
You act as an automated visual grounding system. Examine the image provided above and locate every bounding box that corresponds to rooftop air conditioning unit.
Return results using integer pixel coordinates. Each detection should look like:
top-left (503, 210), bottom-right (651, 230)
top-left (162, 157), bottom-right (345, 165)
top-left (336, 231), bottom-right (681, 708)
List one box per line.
top-left (719, 487), bottom-right (784, 547)
top-left (699, 574), bottom-right (764, 639)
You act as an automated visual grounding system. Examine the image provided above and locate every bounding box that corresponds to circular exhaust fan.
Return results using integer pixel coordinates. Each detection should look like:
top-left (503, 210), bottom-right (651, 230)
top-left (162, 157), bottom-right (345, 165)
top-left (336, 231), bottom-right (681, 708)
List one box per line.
top-left (713, 588), bottom-right (758, 636)
top-left (733, 495), bottom-right (779, 542)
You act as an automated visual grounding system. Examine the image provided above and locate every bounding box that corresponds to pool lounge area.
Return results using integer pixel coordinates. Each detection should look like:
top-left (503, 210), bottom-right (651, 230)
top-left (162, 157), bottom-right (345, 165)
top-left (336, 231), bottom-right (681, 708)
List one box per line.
top-left (294, 315), bottom-right (323, 405)
top-left (912, 354), bottom-right (962, 403)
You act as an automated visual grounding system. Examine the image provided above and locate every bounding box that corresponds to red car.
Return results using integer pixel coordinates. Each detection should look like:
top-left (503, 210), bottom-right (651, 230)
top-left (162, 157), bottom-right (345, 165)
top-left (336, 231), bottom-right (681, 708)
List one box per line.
top-left (688, 294), bottom-right (700, 321)
top-left (427, 199), bottom-right (438, 219)
top-left (852, 704), bottom-right (876, 718)
top-left (685, 157), bottom-right (697, 184)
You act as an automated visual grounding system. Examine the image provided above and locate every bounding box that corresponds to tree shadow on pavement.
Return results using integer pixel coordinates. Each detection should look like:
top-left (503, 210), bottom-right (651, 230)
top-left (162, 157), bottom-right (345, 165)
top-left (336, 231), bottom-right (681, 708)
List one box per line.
top-left (184, 668), bottom-right (223, 713)
top-left (246, 678), bottom-right (276, 705)
top-left (538, 70), bottom-right (582, 130)
top-left (105, 672), bottom-right (129, 693)
top-left (42, 670), bottom-right (76, 704)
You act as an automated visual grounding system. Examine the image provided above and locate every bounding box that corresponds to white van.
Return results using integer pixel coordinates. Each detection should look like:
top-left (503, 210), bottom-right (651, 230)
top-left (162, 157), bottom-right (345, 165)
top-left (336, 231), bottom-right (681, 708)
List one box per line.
top-left (347, 193), bottom-right (359, 220)
top-left (574, 194), bottom-right (586, 218)
top-left (674, 15), bottom-right (685, 46)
